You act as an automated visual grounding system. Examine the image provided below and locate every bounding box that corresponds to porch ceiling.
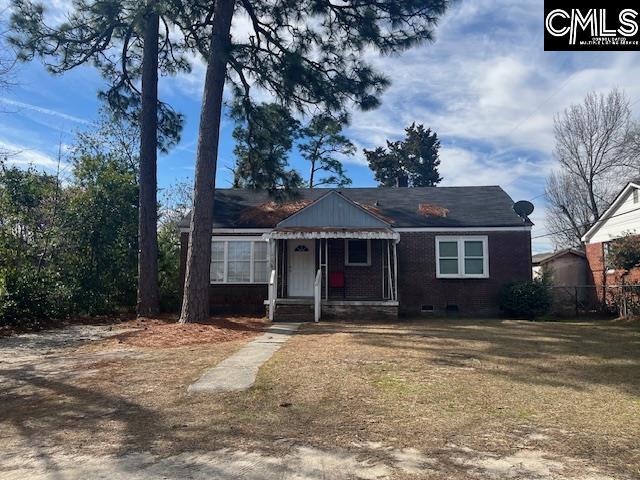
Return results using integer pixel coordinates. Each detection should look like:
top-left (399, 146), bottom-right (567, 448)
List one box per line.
top-left (262, 227), bottom-right (400, 241)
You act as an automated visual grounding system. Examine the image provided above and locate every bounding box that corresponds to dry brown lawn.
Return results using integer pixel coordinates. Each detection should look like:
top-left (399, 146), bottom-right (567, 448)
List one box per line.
top-left (1, 317), bottom-right (639, 478)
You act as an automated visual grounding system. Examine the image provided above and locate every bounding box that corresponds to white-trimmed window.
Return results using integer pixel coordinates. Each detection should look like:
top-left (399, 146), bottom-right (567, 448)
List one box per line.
top-left (210, 238), bottom-right (269, 284)
top-left (436, 236), bottom-right (489, 278)
top-left (345, 239), bottom-right (371, 266)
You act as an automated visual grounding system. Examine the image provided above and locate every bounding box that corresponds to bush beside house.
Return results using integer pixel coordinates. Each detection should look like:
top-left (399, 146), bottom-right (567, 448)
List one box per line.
top-left (499, 279), bottom-right (552, 320)
top-left (0, 122), bottom-right (183, 329)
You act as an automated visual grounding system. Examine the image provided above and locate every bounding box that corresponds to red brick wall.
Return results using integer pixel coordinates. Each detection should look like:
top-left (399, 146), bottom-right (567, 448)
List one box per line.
top-left (586, 241), bottom-right (640, 303)
top-left (206, 284), bottom-right (268, 314)
top-left (585, 242), bottom-right (606, 294)
top-left (396, 231), bottom-right (532, 316)
top-left (326, 239), bottom-right (385, 300)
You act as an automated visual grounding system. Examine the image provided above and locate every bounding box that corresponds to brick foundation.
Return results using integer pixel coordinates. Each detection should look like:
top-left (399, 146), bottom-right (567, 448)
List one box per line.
top-left (321, 302), bottom-right (398, 321)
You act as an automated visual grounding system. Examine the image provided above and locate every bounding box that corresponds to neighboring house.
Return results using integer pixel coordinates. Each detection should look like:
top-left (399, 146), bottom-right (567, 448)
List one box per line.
top-left (179, 187), bottom-right (532, 321)
top-left (582, 180), bottom-right (640, 295)
top-left (532, 249), bottom-right (587, 286)
top-left (532, 249), bottom-right (589, 315)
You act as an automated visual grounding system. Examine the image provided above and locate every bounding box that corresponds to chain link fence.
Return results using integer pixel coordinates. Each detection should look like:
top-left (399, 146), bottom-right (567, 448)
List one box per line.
top-left (549, 284), bottom-right (640, 318)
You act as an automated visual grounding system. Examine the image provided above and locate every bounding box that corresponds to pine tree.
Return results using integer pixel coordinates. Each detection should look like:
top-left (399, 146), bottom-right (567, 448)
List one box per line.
top-left (232, 103), bottom-right (303, 195)
top-left (365, 123), bottom-right (442, 187)
top-left (180, 0), bottom-right (451, 323)
top-left (299, 113), bottom-right (354, 188)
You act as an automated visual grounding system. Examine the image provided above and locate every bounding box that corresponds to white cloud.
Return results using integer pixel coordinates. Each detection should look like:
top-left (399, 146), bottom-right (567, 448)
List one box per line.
top-left (1, 0), bottom-right (76, 25)
top-left (0, 97), bottom-right (89, 124)
top-left (438, 146), bottom-right (552, 189)
top-left (347, 0), bottom-right (640, 156)
top-left (1, 139), bottom-right (68, 171)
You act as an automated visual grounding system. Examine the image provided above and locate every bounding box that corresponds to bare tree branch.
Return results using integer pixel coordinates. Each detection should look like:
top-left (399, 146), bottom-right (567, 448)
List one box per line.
top-left (546, 89), bottom-right (640, 248)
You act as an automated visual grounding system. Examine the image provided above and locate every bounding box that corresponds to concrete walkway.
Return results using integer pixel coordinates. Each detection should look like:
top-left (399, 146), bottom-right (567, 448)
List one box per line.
top-left (188, 322), bottom-right (302, 393)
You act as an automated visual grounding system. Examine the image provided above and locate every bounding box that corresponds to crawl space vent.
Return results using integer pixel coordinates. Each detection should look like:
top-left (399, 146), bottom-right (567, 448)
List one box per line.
top-left (446, 304), bottom-right (459, 313)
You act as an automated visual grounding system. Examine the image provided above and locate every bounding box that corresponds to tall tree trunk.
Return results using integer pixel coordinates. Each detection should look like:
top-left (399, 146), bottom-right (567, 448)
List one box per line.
top-left (179, 0), bottom-right (236, 324)
top-left (137, 5), bottom-right (160, 317)
top-left (309, 161), bottom-right (315, 188)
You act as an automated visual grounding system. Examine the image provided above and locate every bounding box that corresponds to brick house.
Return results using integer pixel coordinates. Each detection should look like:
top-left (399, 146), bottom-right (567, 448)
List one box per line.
top-left (582, 180), bottom-right (640, 300)
top-left (179, 187), bottom-right (533, 321)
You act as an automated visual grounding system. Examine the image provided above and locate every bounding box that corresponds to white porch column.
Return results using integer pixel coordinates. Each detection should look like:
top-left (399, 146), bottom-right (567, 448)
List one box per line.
top-left (325, 239), bottom-right (329, 300)
top-left (387, 239), bottom-right (394, 301)
top-left (393, 240), bottom-right (399, 302)
top-left (273, 239), bottom-right (279, 299)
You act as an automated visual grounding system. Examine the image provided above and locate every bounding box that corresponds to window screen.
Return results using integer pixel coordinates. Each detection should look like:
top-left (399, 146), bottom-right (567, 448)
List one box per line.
top-left (253, 241), bottom-right (268, 283)
top-left (464, 240), bottom-right (484, 275)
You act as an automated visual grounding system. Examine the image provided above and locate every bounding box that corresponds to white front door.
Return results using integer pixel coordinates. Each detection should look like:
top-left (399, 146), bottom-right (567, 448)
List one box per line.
top-left (287, 240), bottom-right (316, 297)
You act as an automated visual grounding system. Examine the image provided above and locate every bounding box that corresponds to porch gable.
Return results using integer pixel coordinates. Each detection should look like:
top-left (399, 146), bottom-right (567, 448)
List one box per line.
top-left (277, 190), bottom-right (390, 229)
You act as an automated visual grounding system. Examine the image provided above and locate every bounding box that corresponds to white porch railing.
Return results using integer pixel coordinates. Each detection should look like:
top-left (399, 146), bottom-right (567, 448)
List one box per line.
top-left (268, 269), bottom-right (276, 321)
top-left (314, 268), bottom-right (322, 322)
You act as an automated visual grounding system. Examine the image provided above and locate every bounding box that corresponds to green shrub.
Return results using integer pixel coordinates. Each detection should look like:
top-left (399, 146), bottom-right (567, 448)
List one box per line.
top-left (608, 234), bottom-right (640, 271)
top-left (0, 269), bottom-right (71, 328)
top-left (157, 223), bottom-right (181, 313)
top-left (499, 279), bottom-right (552, 320)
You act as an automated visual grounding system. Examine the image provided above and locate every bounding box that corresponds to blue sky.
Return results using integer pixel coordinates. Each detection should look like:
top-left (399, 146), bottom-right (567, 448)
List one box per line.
top-left (1, 1), bottom-right (640, 254)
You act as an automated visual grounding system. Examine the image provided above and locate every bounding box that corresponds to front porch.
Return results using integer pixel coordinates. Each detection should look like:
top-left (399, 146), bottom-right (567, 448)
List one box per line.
top-left (265, 234), bottom-right (399, 322)
top-left (260, 190), bottom-right (401, 321)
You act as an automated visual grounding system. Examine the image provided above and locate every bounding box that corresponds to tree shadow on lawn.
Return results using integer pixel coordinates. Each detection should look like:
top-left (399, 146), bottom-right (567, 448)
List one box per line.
top-left (0, 367), bottom-right (233, 470)
top-left (0, 364), bottom-right (165, 471)
top-left (0, 342), bottom-right (309, 474)
top-left (296, 319), bottom-right (640, 396)
top-left (1, 362), bottom-right (398, 479)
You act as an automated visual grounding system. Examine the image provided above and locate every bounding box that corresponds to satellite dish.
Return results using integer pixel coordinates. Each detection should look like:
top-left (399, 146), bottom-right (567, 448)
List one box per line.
top-left (513, 200), bottom-right (534, 218)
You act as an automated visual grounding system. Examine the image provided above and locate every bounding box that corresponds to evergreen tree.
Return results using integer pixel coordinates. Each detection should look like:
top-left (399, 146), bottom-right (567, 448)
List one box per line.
top-left (180, 0), bottom-right (451, 323)
top-left (232, 103), bottom-right (303, 195)
top-left (299, 113), bottom-right (354, 188)
top-left (0, 114), bottom-right (141, 322)
top-left (365, 123), bottom-right (442, 187)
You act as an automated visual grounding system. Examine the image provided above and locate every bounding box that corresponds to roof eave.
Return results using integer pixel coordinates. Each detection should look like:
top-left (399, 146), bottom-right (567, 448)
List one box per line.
top-left (582, 182), bottom-right (640, 243)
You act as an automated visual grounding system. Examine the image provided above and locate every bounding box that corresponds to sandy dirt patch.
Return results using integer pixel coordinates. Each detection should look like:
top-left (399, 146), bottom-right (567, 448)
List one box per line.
top-left (0, 440), bottom-right (620, 479)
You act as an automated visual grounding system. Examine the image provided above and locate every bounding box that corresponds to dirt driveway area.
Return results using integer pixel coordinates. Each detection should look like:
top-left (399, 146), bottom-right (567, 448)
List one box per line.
top-left (1, 317), bottom-right (639, 479)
